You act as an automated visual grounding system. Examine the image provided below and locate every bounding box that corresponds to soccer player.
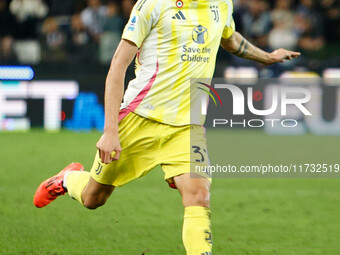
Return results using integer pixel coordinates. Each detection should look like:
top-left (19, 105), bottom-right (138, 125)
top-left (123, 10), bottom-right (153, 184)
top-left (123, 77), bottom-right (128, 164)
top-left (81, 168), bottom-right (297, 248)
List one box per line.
top-left (34, 0), bottom-right (300, 254)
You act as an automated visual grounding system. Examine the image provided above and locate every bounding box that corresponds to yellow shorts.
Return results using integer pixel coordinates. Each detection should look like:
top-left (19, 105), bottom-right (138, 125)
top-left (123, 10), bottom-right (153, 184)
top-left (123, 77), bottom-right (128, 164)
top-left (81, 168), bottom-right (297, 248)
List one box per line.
top-left (90, 112), bottom-right (210, 188)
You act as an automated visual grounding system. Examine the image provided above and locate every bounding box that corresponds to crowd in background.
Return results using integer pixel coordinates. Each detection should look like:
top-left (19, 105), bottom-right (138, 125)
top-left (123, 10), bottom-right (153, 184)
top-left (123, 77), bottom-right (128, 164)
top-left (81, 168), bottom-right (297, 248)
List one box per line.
top-left (0, 0), bottom-right (134, 64)
top-left (0, 0), bottom-right (339, 68)
top-left (232, 0), bottom-right (340, 69)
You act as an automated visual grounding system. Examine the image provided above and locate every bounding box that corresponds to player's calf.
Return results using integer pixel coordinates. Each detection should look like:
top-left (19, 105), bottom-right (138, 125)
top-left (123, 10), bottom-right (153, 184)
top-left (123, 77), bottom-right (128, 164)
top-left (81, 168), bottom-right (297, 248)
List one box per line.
top-left (174, 174), bottom-right (212, 255)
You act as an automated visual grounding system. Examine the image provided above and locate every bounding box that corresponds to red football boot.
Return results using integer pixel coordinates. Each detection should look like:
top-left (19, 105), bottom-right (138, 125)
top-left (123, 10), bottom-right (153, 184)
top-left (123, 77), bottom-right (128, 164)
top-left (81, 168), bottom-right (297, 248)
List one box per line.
top-left (33, 162), bottom-right (84, 208)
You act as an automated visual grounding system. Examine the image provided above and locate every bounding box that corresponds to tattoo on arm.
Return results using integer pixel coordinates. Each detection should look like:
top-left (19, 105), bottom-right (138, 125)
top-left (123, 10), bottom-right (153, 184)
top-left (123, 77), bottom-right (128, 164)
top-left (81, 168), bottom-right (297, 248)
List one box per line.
top-left (222, 32), bottom-right (269, 64)
top-left (234, 38), bottom-right (245, 56)
top-left (234, 38), bottom-right (252, 58)
top-left (239, 40), bottom-right (249, 57)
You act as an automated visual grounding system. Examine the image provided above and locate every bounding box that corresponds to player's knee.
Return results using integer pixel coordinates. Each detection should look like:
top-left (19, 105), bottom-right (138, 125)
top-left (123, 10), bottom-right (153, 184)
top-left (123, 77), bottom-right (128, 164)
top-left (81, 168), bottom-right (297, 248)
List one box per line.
top-left (183, 187), bottom-right (210, 207)
top-left (82, 182), bottom-right (114, 210)
top-left (83, 198), bottom-right (106, 210)
top-left (83, 195), bottom-right (108, 210)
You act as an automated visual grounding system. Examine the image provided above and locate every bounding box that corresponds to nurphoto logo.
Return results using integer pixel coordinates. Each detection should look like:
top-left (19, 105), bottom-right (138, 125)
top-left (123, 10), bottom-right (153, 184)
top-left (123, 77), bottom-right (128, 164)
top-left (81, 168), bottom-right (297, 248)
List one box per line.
top-left (193, 78), bottom-right (313, 129)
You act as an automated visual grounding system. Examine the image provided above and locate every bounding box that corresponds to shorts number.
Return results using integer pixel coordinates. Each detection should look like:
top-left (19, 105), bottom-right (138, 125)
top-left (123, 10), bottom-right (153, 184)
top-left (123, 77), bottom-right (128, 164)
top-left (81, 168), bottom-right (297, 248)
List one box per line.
top-left (192, 146), bottom-right (206, 163)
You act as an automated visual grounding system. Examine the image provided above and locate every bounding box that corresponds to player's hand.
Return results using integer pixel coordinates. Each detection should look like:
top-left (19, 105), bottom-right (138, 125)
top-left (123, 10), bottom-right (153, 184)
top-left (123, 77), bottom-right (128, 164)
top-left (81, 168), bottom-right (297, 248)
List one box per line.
top-left (96, 131), bottom-right (122, 164)
top-left (268, 48), bottom-right (301, 65)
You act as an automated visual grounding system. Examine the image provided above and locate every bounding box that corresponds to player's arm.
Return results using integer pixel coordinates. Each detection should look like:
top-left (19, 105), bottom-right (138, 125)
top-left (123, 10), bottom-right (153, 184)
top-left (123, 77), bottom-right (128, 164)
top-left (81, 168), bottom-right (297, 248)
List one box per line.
top-left (220, 31), bottom-right (300, 65)
top-left (96, 39), bottom-right (138, 164)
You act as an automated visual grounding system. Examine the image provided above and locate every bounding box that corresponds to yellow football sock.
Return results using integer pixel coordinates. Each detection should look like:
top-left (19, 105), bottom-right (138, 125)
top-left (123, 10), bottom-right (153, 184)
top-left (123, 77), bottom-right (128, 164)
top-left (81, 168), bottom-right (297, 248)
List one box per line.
top-left (64, 171), bottom-right (90, 205)
top-left (183, 206), bottom-right (212, 255)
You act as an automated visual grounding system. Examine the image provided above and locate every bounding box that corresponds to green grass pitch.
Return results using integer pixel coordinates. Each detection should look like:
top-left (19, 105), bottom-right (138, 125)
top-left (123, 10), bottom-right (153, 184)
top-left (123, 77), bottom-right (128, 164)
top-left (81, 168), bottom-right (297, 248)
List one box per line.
top-left (1, 129), bottom-right (340, 254)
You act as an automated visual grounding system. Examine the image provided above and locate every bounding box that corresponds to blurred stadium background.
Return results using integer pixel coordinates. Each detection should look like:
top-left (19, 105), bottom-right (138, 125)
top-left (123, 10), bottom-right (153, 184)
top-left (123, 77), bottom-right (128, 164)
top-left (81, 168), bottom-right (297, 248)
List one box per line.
top-left (1, 0), bottom-right (340, 130)
top-left (1, 0), bottom-right (340, 254)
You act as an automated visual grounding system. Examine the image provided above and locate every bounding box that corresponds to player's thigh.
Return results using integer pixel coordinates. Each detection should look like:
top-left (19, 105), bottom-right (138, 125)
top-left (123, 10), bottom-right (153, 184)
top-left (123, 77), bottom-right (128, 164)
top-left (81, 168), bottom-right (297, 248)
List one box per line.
top-left (161, 124), bottom-right (211, 184)
top-left (90, 112), bottom-right (159, 187)
top-left (161, 125), bottom-right (211, 207)
top-left (89, 148), bottom-right (157, 187)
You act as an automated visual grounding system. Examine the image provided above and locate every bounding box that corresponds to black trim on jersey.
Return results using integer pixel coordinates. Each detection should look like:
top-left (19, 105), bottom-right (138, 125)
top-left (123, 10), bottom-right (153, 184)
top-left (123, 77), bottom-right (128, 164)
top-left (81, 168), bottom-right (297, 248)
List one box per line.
top-left (137, 0), bottom-right (147, 11)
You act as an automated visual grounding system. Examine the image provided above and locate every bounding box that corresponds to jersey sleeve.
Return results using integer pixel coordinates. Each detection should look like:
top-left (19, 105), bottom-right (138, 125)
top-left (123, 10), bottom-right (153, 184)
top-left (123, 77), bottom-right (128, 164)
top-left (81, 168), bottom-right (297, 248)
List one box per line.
top-left (222, 0), bottom-right (236, 39)
top-left (122, 0), bottom-right (160, 48)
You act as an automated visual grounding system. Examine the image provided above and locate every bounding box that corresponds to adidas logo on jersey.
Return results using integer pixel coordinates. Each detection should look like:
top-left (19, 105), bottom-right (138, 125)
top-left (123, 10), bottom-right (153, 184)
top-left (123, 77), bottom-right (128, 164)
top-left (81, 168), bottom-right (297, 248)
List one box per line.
top-left (172, 11), bottom-right (186, 20)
